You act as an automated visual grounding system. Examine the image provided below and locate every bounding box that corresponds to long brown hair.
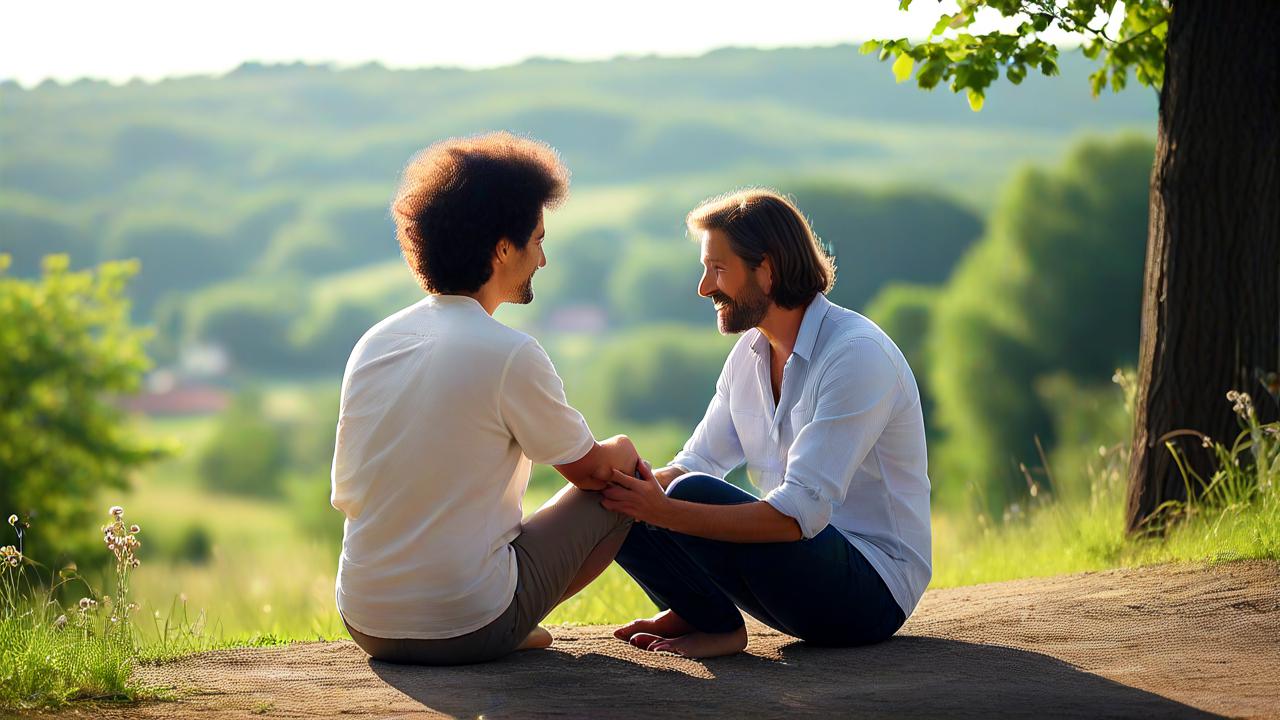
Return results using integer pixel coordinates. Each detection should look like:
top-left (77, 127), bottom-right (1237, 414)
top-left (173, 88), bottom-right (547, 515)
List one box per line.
top-left (687, 188), bottom-right (835, 309)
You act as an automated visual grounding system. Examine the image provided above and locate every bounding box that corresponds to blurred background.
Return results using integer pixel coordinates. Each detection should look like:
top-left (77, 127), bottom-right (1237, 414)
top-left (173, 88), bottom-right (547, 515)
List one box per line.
top-left (1, 2), bottom-right (1161, 642)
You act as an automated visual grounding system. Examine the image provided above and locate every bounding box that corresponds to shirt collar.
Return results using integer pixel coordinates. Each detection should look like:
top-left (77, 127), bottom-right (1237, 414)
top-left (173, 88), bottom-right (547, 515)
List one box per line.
top-left (747, 293), bottom-right (831, 360)
top-left (791, 293), bottom-right (831, 362)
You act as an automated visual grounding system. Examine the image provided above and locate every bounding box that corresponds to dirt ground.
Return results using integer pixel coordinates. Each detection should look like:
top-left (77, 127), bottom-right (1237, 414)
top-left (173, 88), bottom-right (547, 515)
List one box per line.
top-left (57, 560), bottom-right (1280, 719)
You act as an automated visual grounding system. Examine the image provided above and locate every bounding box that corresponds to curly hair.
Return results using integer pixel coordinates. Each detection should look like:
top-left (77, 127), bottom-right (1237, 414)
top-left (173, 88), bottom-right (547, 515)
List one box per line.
top-left (391, 132), bottom-right (570, 294)
top-left (687, 188), bottom-right (836, 310)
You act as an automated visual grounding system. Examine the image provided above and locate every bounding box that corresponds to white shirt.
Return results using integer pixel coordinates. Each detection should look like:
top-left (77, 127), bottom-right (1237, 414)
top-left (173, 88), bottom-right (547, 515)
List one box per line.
top-left (671, 293), bottom-right (932, 617)
top-left (331, 294), bottom-right (595, 639)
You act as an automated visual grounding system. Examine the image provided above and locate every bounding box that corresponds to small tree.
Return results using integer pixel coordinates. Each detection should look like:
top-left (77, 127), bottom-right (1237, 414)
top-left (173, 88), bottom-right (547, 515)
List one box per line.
top-left (864, 0), bottom-right (1280, 531)
top-left (0, 254), bottom-right (166, 568)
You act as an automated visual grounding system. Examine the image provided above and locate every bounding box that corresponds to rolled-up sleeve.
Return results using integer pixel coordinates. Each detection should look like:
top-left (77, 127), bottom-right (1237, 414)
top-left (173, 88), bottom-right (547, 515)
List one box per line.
top-left (764, 338), bottom-right (901, 539)
top-left (670, 357), bottom-right (744, 477)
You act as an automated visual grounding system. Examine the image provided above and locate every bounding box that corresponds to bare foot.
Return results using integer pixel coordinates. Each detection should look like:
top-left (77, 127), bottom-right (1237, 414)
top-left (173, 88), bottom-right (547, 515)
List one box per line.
top-left (613, 610), bottom-right (695, 642)
top-left (515, 625), bottom-right (553, 651)
top-left (626, 632), bottom-right (665, 650)
top-left (648, 625), bottom-right (747, 658)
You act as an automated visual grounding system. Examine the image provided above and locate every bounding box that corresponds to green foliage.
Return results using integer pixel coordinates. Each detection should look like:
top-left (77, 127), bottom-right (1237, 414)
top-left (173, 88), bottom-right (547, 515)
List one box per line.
top-left (0, 255), bottom-right (166, 568)
top-left (587, 326), bottom-right (735, 427)
top-left (256, 197), bottom-right (396, 276)
top-left (197, 390), bottom-right (289, 497)
top-left (103, 213), bottom-right (239, 316)
top-left (0, 197), bottom-right (93, 276)
top-left (184, 280), bottom-right (302, 373)
top-left (926, 137), bottom-right (1151, 512)
top-left (608, 240), bottom-right (706, 325)
top-left (864, 0), bottom-right (1169, 109)
top-left (790, 183), bottom-right (981, 311)
top-left (864, 283), bottom-right (939, 428)
top-left (171, 524), bottom-right (213, 565)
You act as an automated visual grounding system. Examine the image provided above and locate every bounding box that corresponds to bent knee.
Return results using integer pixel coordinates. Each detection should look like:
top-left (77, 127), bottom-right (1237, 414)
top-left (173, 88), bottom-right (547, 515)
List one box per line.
top-left (665, 473), bottom-right (750, 505)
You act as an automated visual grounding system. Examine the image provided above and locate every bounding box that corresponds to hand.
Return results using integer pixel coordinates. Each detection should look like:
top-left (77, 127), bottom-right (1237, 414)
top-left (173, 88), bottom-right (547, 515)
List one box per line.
top-left (600, 460), bottom-right (670, 526)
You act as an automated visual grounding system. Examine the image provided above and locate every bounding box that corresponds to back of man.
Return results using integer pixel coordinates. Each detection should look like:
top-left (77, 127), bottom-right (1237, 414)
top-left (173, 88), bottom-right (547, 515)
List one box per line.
top-left (332, 293), bottom-right (593, 640)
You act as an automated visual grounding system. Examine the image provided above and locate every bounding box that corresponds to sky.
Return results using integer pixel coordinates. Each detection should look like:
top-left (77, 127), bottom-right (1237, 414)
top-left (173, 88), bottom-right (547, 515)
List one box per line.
top-left (0, 0), bottom-right (1083, 87)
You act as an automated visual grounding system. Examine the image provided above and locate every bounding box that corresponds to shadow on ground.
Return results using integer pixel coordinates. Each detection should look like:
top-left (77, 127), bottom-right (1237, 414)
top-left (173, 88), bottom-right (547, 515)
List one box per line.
top-left (370, 635), bottom-right (1217, 719)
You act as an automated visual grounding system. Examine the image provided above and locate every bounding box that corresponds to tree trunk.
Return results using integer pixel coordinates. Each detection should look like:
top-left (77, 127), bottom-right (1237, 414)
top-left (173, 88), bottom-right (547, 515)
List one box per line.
top-left (1126, 0), bottom-right (1280, 533)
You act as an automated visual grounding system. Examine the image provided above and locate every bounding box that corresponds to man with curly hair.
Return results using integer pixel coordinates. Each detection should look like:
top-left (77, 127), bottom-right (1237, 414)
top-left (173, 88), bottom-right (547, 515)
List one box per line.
top-left (331, 132), bottom-right (641, 665)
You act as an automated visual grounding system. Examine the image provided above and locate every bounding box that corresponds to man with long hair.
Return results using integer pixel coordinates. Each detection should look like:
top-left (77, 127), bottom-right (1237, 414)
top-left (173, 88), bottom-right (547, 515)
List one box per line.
top-left (602, 189), bottom-right (932, 657)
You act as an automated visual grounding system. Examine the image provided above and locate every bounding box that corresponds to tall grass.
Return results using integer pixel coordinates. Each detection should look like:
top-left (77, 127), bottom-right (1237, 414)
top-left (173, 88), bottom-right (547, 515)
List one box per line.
top-left (932, 386), bottom-right (1280, 588)
top-left (0, 509), bottom-right (167, 712)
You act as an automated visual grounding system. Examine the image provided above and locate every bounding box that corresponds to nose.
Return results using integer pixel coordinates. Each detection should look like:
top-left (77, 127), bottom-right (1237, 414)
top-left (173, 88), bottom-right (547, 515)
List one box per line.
top-left (698, 268), bottom-right (716, 298)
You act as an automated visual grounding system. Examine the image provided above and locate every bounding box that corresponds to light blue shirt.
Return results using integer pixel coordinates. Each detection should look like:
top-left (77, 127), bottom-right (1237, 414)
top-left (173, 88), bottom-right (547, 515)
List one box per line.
top-left (671, 293), bottom-right (932, 617)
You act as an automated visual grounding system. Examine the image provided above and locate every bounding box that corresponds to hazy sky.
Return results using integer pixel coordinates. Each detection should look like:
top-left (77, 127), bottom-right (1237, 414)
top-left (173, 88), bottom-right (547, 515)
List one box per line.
top-left (1, 0), bottom-right (1082, 87)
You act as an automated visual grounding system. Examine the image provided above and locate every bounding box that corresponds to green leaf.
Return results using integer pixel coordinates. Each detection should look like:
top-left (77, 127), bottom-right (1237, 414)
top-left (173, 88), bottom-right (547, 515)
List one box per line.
top-left (931, 14), bottom-right (954, 36)
top-left (966, 88), bottom-right (985, 112)
top-left (859, 40), bottom-right (880, 55)
top-left (1089, 68), bottom-right (1107, 97)
top-left (892, 53), bottom-right (916, 83)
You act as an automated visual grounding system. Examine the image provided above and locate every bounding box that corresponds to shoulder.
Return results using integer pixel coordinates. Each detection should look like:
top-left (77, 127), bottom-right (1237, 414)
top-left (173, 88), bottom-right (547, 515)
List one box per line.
top-left (816, 302), bottom-right (906, 378)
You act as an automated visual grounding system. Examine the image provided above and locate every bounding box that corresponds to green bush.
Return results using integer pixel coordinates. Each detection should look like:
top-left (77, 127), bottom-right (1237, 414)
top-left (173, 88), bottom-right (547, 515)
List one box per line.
top-left (0, 254), bottom-right (166, 569)
top-left (197, 390), bottom-right (288, 497)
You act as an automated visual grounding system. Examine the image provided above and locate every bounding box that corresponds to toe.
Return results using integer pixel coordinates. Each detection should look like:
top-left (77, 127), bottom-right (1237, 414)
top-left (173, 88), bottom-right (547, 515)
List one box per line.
top-left (628, 632), bottom-right (663, 650)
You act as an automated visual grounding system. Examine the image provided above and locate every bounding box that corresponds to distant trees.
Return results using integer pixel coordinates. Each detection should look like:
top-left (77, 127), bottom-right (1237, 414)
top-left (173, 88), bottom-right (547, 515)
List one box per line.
top-left (915, 137), bottom-right (1151, 511)
top-left (197, 389), bottom-right (288, 497)
top-left (0, 255), bottom-right (166, 567)
top-left (790, 184), bottom-right (981, 311)
top-left (587, 326), bottom-right (735, 427)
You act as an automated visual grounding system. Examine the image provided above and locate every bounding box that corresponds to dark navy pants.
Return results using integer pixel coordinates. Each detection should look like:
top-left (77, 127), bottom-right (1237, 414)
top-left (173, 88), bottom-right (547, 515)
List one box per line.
top-left (615, 473), bottom-right (905, 646)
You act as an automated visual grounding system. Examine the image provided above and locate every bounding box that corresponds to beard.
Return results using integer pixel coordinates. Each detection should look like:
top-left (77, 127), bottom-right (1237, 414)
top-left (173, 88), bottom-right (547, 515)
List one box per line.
top-left (513, 271), bottom-right (535, 305)
top-left (710, 275), bottom-right (769, 334)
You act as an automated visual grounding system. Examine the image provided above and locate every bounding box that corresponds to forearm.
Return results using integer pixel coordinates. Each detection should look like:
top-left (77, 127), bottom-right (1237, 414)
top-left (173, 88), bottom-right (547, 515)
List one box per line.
top-left (657, 499), bottom-right (802, 543)
top-left (555, 435), bottom-right (640, 491)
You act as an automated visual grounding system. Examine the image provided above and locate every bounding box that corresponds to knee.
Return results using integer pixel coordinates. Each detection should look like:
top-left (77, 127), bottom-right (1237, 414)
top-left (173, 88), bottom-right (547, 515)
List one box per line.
top-left (665, 473), bottom-right (739, 504)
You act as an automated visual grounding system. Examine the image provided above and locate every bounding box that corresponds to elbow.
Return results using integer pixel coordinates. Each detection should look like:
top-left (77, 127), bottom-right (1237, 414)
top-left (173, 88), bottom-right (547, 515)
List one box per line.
top-left (783, 517), bottom-right (804, 542)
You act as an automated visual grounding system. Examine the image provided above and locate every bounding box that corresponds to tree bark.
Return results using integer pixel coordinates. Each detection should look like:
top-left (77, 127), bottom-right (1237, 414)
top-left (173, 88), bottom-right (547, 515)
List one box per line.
top-left (1126, 0), bottom-right (1280, 533)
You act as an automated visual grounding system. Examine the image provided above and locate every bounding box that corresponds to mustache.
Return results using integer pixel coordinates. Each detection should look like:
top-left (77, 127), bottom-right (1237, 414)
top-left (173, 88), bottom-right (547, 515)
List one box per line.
top-left (710, 291), bottom-right (735, 307)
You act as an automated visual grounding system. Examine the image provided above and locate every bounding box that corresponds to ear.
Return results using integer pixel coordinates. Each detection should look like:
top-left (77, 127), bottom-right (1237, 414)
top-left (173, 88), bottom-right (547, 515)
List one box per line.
top-left (756, 255), bottom-right (775, 296)
top-left (494, 238), bottom-right (512, 265)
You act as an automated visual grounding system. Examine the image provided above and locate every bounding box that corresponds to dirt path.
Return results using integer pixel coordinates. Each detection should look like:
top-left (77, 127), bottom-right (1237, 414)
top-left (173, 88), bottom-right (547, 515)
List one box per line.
top-left (83, 560), bottom-right (1279, 718)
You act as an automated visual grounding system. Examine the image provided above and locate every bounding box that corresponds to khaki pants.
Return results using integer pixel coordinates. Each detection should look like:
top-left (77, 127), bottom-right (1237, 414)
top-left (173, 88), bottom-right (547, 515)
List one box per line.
top-left (344, 484), bottom-right (632, 665)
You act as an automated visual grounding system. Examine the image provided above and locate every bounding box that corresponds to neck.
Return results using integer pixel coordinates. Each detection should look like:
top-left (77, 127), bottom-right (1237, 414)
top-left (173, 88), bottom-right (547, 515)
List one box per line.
top-left (458, 286), bottom-right (503, 315)
top-left (755, 303), bottom-right (805, 360)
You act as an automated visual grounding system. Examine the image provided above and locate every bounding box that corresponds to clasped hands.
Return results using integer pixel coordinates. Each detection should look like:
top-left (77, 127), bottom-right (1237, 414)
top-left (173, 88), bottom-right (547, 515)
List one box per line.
top-left (600, 459), bottom-right (671, 527)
